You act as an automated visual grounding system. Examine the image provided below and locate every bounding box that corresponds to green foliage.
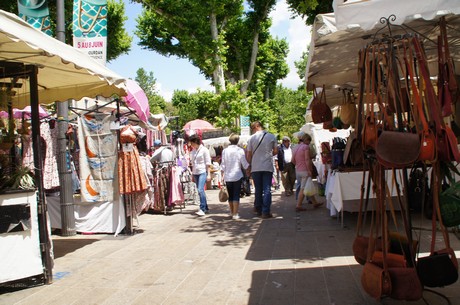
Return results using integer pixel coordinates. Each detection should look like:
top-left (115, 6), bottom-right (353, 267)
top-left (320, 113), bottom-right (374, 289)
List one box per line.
top-left (271, 85), bottom-right (310, 139)
top-left (106, 0), bottom-right (132, 61)
top-left (135, 0), bottom-right (284, 96)
top-left (134, 68), bottom-right (166, 114)
top-left (294, 51), bottom-right (308, 83)
top-left (214, 83), bottom-right (248, 132)
top-left (171, 89), bottom-right (219, 129)
top-left (286, 0), bottom-right (333, 25)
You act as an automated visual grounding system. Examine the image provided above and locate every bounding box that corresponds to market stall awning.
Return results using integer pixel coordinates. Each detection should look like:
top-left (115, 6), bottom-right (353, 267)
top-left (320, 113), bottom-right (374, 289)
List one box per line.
top-left (305, 0), bottom-right (460, 108)
top-left (0, 9), bottom-right (126, 107)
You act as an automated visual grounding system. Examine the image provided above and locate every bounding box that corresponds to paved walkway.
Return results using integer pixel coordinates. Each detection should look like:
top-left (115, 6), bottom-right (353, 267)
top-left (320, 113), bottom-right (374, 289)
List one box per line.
top-left (1, 187), bottom-right (460, 305)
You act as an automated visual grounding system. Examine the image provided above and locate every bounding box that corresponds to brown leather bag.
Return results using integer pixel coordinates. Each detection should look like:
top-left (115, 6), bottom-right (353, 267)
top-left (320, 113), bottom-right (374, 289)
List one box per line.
top-left (311, 85), bottom-right (332, 124)
top-left (403, 48), bottom-right (436, 162)
top-left (375, 131), bottom-right (420, 168)
top-left (340, 91), bottom-right (357, 126)
top-left (361, 262), bottom-right (392, 299)
top-left (371, 251), bottom-right (406, 268)
top-left (388, 267), bottom-right (423, 301)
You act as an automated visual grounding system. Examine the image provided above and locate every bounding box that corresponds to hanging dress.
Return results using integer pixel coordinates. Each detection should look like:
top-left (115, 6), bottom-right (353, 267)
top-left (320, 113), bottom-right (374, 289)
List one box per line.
top-left (118, 125), bottom-right (148, 194)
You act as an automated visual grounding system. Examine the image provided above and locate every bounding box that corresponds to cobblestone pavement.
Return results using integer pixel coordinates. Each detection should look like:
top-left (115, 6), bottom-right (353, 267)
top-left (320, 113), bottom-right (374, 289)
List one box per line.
top-left (1, 187), bottom-right (460, 305)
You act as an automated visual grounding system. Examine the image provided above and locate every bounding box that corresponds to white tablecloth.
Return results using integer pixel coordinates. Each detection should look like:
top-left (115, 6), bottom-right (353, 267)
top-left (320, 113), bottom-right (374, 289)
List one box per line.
top-left (325, 169), bottom-right (404, 219)
top-left (47, 194), bottom-right (125, 236)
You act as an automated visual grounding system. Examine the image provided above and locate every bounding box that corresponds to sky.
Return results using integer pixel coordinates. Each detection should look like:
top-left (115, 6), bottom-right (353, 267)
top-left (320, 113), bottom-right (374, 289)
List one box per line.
top-left (107, 0), bottom-right (312, 101)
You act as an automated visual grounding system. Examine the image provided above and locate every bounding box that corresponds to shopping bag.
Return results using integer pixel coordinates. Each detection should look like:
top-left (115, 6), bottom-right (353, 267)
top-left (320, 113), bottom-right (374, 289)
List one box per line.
top-left (218, 185), bottom-right (229, 202)
top-left (304, 177), bottom-right (318, 197)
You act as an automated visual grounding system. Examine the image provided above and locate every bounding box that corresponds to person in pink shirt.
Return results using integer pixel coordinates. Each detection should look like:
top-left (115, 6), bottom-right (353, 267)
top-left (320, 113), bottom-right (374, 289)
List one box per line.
top-left (292, 133), bottom-right (320, 211)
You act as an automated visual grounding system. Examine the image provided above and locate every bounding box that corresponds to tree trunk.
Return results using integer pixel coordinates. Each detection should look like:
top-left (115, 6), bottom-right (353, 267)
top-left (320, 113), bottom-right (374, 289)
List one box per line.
top-left (240, 30), bottom-right (259, 94)
top-left (210, 12), bottom-right (226, 94)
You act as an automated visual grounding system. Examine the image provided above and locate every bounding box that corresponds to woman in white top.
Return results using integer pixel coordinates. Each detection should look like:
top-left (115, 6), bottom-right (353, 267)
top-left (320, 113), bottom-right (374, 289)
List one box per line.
top-left (221, 134), bottom-right (250, 219)
top-left (189, 134), bottom-right (212, 216)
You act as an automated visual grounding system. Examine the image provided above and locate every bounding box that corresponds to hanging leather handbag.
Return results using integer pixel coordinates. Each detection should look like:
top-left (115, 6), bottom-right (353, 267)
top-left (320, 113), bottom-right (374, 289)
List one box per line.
top-left (404, 49), bottom-right (436, 162)
top-left (375, 131), bottom-right (420, 168)
top-left (388, 267), bottom-right (423, 301)
top-left (413, 36), bottom-right (460, 163)
top-left (371, 251), bottom-right (406, 268)
top-left (311, 85), bottom-right (332, 124)
top-left (320, 142), bottom-right (331, 164)
top-left (332, 116), bottom-right (344, 129)
top-left (417, 167), bottom-right (459, 287)
top-left (343, 131), bottom-right (363, 167)
top-left (340, 92), bottom-right (357, 126)
top-left (417, 248), bottom-right (458, 287)
top-left (361, 261), bottom-right (392, 299)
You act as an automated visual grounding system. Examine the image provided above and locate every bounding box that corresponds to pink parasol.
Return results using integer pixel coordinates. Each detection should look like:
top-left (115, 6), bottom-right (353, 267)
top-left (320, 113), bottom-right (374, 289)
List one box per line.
top-left (183, 119), bottom-right (215, 131)
top-left (122, 79), bottom-right (150, 123)
top-left (0, 106), bottom-right (49, 119)
top-left (13, 105), bottom-right (49, 119)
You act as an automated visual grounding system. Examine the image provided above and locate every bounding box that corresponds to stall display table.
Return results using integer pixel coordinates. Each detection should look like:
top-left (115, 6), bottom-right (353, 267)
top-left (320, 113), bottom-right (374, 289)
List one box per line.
top-left (0, 191), bottom-right (44, 284)
top-left (325, 169), bottom-right (403, 227)
top-left (46, 194), bottom-right (125, 235)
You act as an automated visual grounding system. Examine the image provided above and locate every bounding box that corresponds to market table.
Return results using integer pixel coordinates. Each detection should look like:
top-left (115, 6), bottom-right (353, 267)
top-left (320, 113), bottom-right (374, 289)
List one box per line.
top-left (46, 194), bottom-right (126, 236)
top-left (325, 169), bottom-right (404, 227)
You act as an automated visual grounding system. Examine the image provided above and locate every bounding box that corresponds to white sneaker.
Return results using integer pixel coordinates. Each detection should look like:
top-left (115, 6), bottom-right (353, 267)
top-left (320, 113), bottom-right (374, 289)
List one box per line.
top-left (195, 210), bottom-right (205, 216)
top-left (232, 214), bottom-right (240, 220)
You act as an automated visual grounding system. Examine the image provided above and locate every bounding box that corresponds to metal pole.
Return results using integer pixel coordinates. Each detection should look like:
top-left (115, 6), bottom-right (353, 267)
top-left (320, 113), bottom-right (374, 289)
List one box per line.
top-left (29, 65), bottom-right (53, 284)
top-left (56, 0), bottom-right (76, 236)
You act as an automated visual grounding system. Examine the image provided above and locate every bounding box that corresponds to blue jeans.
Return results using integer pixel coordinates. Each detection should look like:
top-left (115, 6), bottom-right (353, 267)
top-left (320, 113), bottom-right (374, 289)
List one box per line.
top-left (193, 173), bottom-right (208, 212)
top-left (251, 171), bottom-right (273, 215)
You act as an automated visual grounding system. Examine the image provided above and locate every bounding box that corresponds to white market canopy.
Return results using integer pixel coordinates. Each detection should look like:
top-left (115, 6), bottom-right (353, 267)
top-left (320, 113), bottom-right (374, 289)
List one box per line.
top-left (0, 9), bottom-right (126, 107)
top-left (305, 0), bottom-right (460, 108)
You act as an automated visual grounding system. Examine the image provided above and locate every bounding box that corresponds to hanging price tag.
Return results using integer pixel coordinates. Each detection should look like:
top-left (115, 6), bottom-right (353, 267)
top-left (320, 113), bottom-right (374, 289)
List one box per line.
top-left (122, 143), bottom-right (134, 152)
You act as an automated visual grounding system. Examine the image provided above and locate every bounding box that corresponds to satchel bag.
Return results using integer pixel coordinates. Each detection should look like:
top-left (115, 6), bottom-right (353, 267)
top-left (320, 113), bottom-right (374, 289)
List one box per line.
top-left (388, 267), bottom-right (423, 301)
top-left (340, 92), bottom-right (357, 126)
top-left (417, 166), bottom-right (459, 287)
top-left (218, 185), bottom-right (229, 202)
top-left (361, 262), bottom-right (392, 299)
top-left (440, 180), bottom-right (460, 227)
top-left (375, 131), bottom-right (420, 168)
top-left (417, 248), bottom-right (458, 287)
top-left (320, 142), bottom-right (332, 164)
top-left (311, 85), bottom-right (332, 124)
top-left (343, 131), bottom-right (363, 167)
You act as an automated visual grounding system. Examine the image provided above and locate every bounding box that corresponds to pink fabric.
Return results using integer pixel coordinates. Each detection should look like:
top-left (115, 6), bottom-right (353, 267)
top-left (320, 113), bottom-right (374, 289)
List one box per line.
top-left (169, 165), bottom-right (184, 205)
top-left (123, 79), bottom-right (150, 123)
top-left (293, 143), bottom-right (310, 172)
top-left (41, 122), bottom-right (60, 190)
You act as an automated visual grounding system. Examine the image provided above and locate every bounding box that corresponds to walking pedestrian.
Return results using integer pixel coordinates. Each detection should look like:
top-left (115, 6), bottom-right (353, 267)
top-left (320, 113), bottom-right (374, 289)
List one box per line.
top-left (221, 134), bottom-right (250, 219)
top-left (276, 136), bottom-right (296, 196)
top-left (246, 121), bottom-right (278, 219)
top-left (292, 132), bottom-right (321, 211)
top-left (189, 134), bottom-right (212, 216)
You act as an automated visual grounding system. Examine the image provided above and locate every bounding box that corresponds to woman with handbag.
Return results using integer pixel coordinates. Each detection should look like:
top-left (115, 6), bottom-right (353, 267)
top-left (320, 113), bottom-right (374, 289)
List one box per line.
top-left (221, 134), bottom-right (250, 219)
top-left (189, 134), bottom-right (212, 216)
top-left (292, 133), bottom-right (321, 211)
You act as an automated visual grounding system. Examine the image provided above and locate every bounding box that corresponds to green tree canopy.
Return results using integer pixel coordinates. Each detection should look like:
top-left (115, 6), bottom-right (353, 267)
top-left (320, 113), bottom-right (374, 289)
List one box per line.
top-left (134, 68), bottom-right (166, 115)
top-left (134, 0), bottom-right (287, 97)
top-left (286, 0), bottom-right (333, 25)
